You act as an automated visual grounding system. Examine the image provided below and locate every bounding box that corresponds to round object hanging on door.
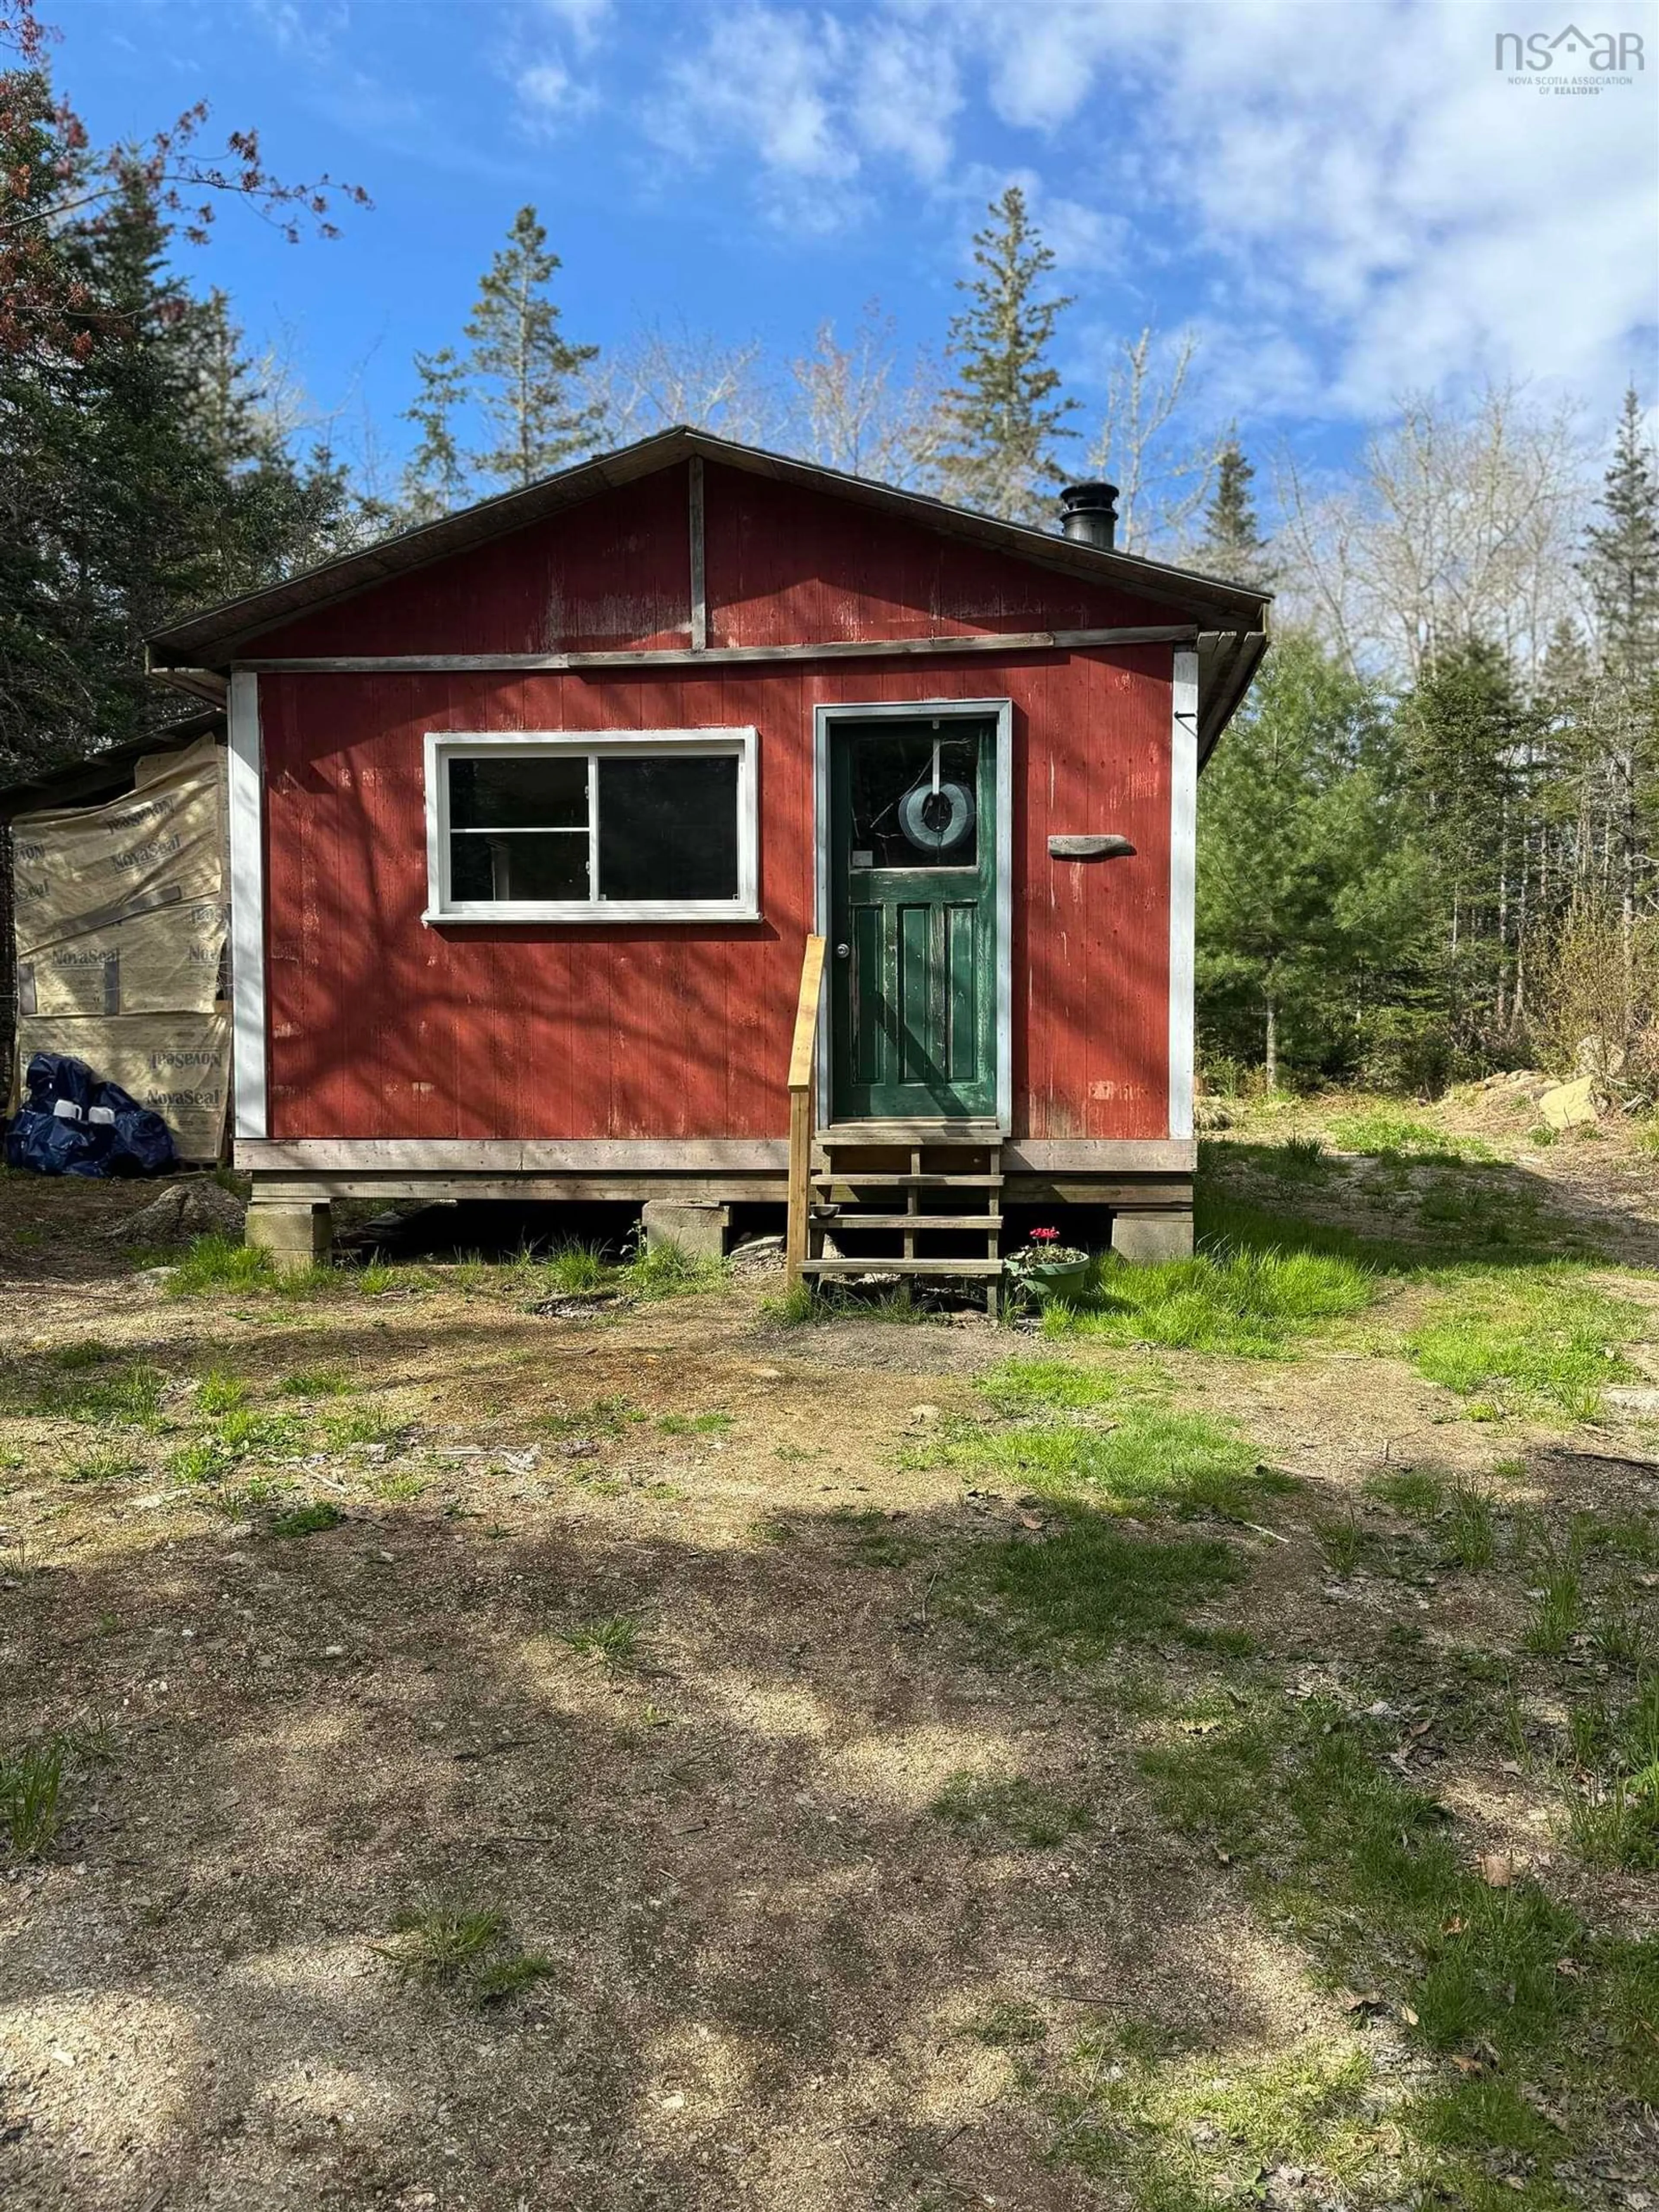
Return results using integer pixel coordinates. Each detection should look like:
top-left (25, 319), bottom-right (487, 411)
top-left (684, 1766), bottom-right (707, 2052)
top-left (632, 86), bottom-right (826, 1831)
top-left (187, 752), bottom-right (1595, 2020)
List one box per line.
top-left (898, 778), bottom-right (974, 855)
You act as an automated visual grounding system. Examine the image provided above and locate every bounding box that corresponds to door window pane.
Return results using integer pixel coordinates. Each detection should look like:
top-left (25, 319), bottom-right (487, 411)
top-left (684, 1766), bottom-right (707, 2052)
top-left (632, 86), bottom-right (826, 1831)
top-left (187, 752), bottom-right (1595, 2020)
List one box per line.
top-left (450, 830), bottom-right (589, 902)
top-left (449, 754), bottom-right (588, 830)
top-left (597, 755), bottom-right (740, 901)
top-left (848, 729), bottom-right (979, 870)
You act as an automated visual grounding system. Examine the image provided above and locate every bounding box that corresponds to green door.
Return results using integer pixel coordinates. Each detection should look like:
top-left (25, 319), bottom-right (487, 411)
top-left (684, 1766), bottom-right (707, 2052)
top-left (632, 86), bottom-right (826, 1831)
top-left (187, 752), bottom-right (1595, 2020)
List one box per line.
top-left (829, 717), bottom-right (997, 1122)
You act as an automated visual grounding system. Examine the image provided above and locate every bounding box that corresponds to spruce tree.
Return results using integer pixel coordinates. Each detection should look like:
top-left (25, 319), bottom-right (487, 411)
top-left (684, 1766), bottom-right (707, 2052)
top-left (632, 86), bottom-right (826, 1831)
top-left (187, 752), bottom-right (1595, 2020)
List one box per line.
top-left (1198, 633), bottom-right (1430, 1087)
top-left (1400, 639), bottom-right (1541, 1048)
top-left (937, 186), bottom-right (1076, 525)
top-left (0, 171), bottom-right (354, 779)
top-left (1197, 432), bottom-right (1274, 586)
top-left (1582, 386), bottom-right (1659, 681)
top-left (401, 346), bottom-right (471, 522)
top-left (463, 206), bottom-right (600, 491)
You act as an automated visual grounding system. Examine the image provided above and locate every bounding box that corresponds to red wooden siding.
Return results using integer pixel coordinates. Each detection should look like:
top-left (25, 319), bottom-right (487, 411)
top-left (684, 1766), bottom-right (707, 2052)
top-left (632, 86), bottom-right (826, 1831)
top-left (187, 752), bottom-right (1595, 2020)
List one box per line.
top-left (259, 650), bottom-right (1172, 1143)
top-left (705, 465), bottom-right (1186, 646)
top-left (251, 467), bottom-right (696, 659)
top-left (248, 461), bottom-right (1188, 661)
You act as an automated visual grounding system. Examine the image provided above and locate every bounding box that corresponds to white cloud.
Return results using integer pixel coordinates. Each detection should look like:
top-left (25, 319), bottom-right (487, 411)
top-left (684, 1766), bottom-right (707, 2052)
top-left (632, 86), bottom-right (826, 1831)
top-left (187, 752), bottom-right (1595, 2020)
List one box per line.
top-left (950, 0), bottom-right (1659, 421)
top-left (533, 0), bottom-right (612, 45)
top-left (653, 1), bottom-right (973, 223)
top-left (641, 0), bottom-right (1657, 421)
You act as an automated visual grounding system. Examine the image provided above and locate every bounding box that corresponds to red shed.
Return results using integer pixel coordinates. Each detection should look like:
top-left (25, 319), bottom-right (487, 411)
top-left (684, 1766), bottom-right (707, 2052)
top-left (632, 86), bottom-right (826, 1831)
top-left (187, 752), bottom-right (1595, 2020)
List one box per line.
top-left (147, 429), bottom-right (1269, 1290)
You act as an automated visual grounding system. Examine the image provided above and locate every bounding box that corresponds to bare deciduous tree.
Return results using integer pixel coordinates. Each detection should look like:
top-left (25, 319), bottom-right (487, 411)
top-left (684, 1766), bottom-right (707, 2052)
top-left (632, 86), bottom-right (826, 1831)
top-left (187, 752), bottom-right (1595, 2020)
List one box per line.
top-left (580, 324), bottom-right (779, 449)
top-left (1274, 384), bottom-right (1589, 682)
top-left (1087, 326), bottom-right (1211, 553)
top-left (784, 306), bottom-right (943, 488)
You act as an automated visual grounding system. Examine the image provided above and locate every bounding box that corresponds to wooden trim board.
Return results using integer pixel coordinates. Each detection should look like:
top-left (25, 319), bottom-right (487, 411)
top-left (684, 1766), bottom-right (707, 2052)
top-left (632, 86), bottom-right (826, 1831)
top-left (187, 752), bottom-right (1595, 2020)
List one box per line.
top-left (1168, 646), bottom-right (1199, 1142)
top-left (236, 626), bottom-right (1201, 675)
top-left (226, 670), bottom-right (267, 1141)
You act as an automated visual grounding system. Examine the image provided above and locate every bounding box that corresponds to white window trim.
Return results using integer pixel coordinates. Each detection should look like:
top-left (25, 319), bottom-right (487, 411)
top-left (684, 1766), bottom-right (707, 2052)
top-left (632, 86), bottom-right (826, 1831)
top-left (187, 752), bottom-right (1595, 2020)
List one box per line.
top-left (423, 728), bottom-right (760, 925)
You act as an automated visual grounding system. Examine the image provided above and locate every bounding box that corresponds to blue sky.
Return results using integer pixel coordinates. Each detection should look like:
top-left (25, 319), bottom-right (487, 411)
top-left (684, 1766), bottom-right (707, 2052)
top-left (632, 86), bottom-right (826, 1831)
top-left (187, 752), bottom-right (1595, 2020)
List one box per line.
top-left (51, 0), bottom-right (1659, 495)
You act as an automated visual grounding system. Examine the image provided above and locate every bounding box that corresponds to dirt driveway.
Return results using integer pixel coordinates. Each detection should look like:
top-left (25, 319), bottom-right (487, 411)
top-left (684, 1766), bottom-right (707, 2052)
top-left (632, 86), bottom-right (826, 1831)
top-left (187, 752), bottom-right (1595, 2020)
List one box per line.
top-left (1, 1130), bottom-right (1656, 2211)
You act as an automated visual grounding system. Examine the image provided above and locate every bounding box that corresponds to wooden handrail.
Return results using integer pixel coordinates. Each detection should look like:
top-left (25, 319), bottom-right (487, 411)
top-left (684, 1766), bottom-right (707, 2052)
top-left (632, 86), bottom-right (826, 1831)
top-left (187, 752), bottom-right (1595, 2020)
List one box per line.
top-left (785, 934), bottom-right (827, 1289)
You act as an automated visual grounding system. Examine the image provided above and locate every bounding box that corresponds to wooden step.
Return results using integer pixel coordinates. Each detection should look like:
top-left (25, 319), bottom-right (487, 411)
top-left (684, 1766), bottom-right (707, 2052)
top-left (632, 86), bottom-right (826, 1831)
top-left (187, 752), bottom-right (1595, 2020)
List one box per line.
top-left (814, 1212), bottom-right (1002, 1231)
top-left (812, 1171), bottom-right (1004, 1189)
top-left (819, 1122), bottom-right (1001, 1146)
top-left (803, 1260), bottom-right (1004, 1279)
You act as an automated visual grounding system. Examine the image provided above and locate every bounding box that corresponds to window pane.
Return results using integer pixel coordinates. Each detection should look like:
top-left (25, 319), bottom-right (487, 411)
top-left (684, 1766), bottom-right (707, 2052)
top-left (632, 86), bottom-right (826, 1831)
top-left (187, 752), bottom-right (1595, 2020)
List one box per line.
top-left (449, 831), bottom-right (589, 902)
top-left (597, 755), bottom-right (740, 902)
top-left (449, 754), bottom-right (588, 830)
top-left (848, 729), bottom-right (979, 871)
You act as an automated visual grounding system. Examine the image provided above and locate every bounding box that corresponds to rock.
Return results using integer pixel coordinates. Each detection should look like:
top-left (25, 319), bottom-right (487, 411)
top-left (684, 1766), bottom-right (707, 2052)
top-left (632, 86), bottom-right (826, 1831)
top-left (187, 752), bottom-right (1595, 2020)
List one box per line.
top-left (112, 1179), bottom-right (246, 1247)
top-left (1574, 1034), bottom-right (1625, 1080)
top-left (729, 1235), bottom-right (785, 1276)
top-left (1605, 1386), bottom-right (1659, 1414)
top-left (1538, 1076), bottom-right (1598, 1130)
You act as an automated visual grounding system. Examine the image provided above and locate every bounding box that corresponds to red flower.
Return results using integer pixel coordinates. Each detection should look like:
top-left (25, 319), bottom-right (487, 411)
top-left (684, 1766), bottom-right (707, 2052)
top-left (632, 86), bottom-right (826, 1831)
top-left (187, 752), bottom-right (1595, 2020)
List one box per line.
top-left (1030, 1226), bottom-right (1059, 1243)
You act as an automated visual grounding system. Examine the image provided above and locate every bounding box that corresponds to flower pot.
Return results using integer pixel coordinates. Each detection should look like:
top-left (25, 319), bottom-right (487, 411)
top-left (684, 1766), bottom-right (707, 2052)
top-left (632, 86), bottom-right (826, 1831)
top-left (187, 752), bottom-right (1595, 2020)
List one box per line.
top-left (1022, 1259), bottom-right (1091, 1302)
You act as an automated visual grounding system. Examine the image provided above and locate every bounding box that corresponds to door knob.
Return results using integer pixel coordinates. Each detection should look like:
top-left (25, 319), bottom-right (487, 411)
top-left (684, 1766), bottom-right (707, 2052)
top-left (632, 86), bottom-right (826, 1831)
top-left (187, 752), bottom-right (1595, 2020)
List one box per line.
top-left (836, 943), bottom-right (851, 958)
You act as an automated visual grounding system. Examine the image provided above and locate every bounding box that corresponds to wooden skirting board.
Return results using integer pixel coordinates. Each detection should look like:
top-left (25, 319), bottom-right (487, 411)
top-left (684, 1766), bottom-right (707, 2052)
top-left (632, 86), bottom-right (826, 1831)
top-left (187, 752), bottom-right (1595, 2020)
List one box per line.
top-left (239, 1136), bottom-right (1196, 1209)
top-left (236, 1136), bottom-right (1198, 1174)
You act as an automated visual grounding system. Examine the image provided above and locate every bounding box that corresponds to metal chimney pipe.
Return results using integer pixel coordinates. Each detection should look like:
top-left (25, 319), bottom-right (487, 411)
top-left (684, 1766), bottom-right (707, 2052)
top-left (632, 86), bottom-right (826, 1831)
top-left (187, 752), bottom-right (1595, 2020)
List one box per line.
top-left (1058, 481), bottom-right (1119, 551)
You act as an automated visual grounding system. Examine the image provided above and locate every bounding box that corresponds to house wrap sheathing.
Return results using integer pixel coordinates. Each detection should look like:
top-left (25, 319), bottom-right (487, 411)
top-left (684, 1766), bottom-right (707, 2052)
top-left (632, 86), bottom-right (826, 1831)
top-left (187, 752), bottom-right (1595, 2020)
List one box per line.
top-left (8, 733), bottom-right (231, 1161)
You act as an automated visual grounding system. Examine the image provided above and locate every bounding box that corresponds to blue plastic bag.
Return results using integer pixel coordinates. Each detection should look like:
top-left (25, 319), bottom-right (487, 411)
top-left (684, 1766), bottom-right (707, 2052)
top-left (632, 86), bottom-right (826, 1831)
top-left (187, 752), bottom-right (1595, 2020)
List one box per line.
top-left (5, 1053), bottom-right (175, 1178)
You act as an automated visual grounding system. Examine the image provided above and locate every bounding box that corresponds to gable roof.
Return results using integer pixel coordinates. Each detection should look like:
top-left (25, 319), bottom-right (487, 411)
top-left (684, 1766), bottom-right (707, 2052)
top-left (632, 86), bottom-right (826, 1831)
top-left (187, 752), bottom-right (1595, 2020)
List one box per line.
top-left (146, 425), bottom-right (1270, 758)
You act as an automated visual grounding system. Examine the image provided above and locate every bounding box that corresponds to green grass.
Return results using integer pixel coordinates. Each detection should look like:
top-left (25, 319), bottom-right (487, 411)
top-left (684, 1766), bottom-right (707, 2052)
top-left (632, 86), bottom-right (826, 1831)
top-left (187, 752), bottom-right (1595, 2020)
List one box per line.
top-left (207, 1477), bottom-right (282, 1519)
top-left (622, 1237), bottom-right (730, 1300)
top-left (1141, 1694), bottom-right (1584, 2060)
top-left (758, 1281), bottom-right (817, 1326)
top-left (46, 1339), bottom-right (112, 1370)
top-left (964, 1999), bottom-right (1048, 2047)
top-left (1564, 1674), bottom-right (1659, 1870)
top-left (976, 1356), bottom-right (1133, 1416)
top-left (1366, 1465), bottom-right (1445, 1519)
top-left (316, 1404), bottom-right (406, 1451)
top-left (1045, 2030), bottom-right (1377, 2207)
top-left (0, 1739), bottom-right (66, 1859)
top-left (541, 1395), bottom-right (643, 1439)
top-left (165, 1234), bottom-right (280, 1294)
top-left (375, 1899), bottom-right (554, 2007)
top-left (930, 1771), bottom-right (1089, 1847)
top-left (268, 1500), bottom-right (344, 1537)
top-left (3, 1351), bottom-right (167, 1428)
top-left (558, 1614), bottom-right (641, 1665)
top-left (535, 1241), bottom-right (610, 1293)
top-left (656, 1411), bottom-right (732, 1436)
top-left (1443, 1480), bottom-right (1498, 1570)
top-left (1327, 1108), bottom-right (1492, 1161)
top-left (1313, 1511), bottom-right (1366, 1577)
top-left (62, 1445), bottom-right (143, 1484)
top-left (164, 1235), bottom-right (422, 1302)
top-left (1041, 1242), bottom-right (1376, 1359)
top-left (930, 1385), bottom-right (1290, 1526)
top-left (1255, 1133), bottom-right (1331, 1183)
top-left (968, 1506), bottom-right (1243, 1658)
top-left (1405, 1270), bottom-right (1641, 1420)
top-left (195, 1370), bottom-right (248, 1415)
top-left (280, 1367), bottom-right (354, 1397)
top-left (1126, 1686), bottom-right (1658, 2199)
top-left (1523, 1572), bottom-right (1583, 1655)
